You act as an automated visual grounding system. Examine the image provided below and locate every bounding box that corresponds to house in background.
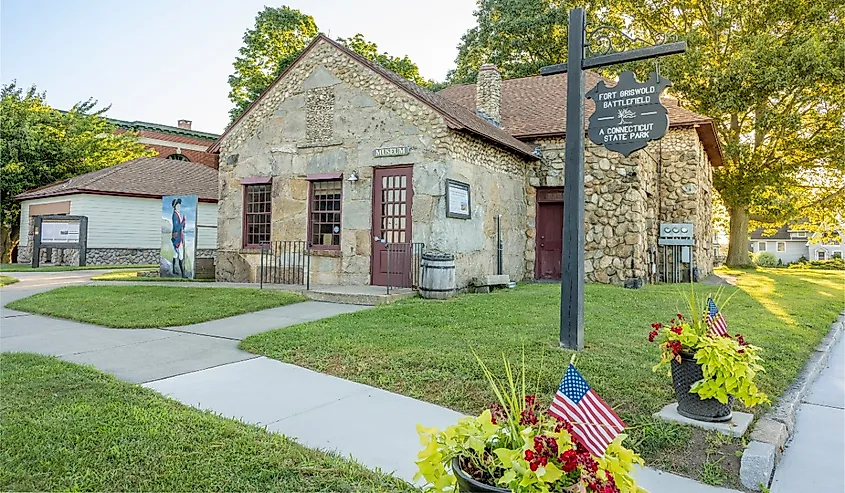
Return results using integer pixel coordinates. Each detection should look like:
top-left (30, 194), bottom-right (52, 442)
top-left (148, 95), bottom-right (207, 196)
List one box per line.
top-left (750, 225), bottom-right (843, 263)
top-left (16, 157), bottom-right (218, 266)
top-left (112, 118), bottom-right (219, 168)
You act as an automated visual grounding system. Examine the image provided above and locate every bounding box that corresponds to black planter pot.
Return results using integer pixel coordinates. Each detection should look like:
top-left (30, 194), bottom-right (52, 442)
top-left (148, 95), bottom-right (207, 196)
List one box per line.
top-left (671, 351), bottom-right (733, 422)
top-left (452, 457), bottom-right (510, 493)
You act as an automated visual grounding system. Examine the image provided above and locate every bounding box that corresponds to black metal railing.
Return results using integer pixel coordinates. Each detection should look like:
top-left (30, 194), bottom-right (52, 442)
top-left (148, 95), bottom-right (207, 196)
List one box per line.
top-left (259, 241), bottom-right (310, 289)
top-left (384, 242), bottom-right (425, 293)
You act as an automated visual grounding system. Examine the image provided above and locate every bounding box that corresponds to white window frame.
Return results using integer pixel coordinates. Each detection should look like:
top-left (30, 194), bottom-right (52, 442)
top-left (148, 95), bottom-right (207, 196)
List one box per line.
top-left (758, 241), bottom-right (766, 252)
top-left (793, 231), bottom-right (807, 238)
top-left (777, 242), bottom-right (785, 252)
top-left (834, 251), bottom-right (842, 259)
top-left (817, 250), bottom-right (826, 260)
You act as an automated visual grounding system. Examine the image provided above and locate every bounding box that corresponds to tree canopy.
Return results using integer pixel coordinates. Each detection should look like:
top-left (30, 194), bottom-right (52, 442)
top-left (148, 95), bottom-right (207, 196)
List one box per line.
top-left (227, 6), bottom-right (430, 121)
top-left (448, 0), bottom-right (844, 265)
top-left (0, 82), bottom-right (153, 262)
top-left (227, 6), bottom-right (319, 121)
top-left (447, 0), bottom-right (622, 83)
top-left (619, 0), bottom-right (845, 264)
top-left (338, 34), bottom-right (431, 87)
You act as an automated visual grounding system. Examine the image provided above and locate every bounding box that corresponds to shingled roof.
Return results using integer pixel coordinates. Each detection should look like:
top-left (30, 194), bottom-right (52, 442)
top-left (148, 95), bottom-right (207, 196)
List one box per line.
top-left (438, 73), bottom-right (723, 166)
top-left (15, 157), bottom-right (218, 202)
top-left (209, 35), bottom-right (538, 160)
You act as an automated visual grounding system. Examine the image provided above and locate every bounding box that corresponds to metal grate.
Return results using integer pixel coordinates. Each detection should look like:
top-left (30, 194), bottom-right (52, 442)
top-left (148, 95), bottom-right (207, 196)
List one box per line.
top-left (259, 241), bottom-right (310, 288)
top-left (383, 242), bottom-right (425, 292)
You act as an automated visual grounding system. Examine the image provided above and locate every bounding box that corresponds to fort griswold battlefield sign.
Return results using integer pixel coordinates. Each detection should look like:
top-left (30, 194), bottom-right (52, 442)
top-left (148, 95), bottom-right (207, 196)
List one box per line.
top-left (586, 71), bottom-right (672, 156)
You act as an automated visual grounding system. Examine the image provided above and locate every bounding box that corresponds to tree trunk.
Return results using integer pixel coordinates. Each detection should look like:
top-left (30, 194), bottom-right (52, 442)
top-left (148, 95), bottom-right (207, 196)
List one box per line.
top-left (0, 222), bottom-right (13, 264)
top-left (726, 206), bottom-right (752, 267)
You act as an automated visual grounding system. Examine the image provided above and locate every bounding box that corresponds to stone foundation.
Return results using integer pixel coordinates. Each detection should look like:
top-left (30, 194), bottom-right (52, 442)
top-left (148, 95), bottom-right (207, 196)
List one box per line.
top-left (17, 244), bottom-right (216, 267)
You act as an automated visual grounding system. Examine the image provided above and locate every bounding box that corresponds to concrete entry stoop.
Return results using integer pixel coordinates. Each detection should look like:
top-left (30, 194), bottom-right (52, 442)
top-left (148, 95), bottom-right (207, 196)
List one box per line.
top-left (303, 284), bottom-right (416, 306)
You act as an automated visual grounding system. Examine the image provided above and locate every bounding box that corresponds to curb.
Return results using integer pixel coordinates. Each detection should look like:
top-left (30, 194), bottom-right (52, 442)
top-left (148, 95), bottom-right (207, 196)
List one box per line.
top-left (739, 310), bottom-right (845, 490)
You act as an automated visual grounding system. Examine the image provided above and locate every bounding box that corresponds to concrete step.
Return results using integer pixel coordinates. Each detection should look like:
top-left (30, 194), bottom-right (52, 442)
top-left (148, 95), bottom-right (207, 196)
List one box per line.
top-left (303, 287), bottom-right (416, 306)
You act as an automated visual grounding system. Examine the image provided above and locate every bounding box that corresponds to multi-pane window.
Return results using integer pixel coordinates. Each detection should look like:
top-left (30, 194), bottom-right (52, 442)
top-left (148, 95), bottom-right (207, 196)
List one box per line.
top-left (777, 242), bottom-right (785, 252)
top-left (818, 251), bottom-right (826, 260)
top-left (309, 180), bottom-right (342, 249)
top-left (244, 184), bottom-right (271, 248)
top-left (758, 242), bottom-right (766, 252)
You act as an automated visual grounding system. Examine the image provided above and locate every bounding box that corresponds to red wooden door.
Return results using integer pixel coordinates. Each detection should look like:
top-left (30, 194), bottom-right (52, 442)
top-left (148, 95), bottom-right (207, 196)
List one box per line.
top-left (372, 166), bottom-right (413, 286)
top-left (535, 188), bottom-right (564, 279)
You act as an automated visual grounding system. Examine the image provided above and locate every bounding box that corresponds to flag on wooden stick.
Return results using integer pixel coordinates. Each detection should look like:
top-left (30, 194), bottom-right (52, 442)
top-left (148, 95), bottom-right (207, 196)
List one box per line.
top-left (706, 297), bottom-right (729, 337)
top-left (549, 363), bottom-right (625, 457)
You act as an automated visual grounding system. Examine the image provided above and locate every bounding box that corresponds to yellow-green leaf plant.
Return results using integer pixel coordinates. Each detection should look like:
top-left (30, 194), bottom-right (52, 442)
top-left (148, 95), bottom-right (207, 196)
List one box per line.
top-left (649, 284), bottom-right (770, 408)
top-left (415, 350), bottom-right (645, 493)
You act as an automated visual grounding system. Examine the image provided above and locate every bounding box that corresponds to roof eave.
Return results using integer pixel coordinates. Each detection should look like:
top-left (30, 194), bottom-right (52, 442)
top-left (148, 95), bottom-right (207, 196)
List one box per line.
top-left (17, 189), bottom-right (217, 203)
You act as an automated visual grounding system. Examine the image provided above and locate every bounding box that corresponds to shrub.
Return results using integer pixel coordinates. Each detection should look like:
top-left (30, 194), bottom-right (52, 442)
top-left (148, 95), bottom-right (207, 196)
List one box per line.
top-left (788, 258), bottom-right (845, 270)
top-left (754, 251), bottom-right (778, 267)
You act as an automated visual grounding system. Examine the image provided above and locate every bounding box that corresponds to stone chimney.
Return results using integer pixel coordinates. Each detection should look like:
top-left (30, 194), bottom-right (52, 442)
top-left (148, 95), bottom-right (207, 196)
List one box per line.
top-left (476, 64), bottom-right (502, 125)
top-left (177, 119), bottom-right (192, 130)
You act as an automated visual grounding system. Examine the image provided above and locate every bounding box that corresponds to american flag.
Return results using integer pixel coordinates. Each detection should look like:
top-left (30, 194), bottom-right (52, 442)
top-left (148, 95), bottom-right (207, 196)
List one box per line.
top-left (549, 364), bottom-right (625, 457)
top-left (706, 297), bottom-right (729, 337)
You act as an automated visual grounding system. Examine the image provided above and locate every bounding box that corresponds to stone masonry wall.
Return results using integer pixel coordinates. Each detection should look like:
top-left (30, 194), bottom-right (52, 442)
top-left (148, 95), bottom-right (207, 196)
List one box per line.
top-left (17, 245), bottom-right (215, 266)
top-left (650, 128), bottom-right (714, 279)
top-left (214, 38), bottom-right (534, 286)
top-left (529, 127), bottom-right (714, 285)
top-left (530, 138), bottom-right (652, 284)
top-left (439, 133), bottom-right (531, 287)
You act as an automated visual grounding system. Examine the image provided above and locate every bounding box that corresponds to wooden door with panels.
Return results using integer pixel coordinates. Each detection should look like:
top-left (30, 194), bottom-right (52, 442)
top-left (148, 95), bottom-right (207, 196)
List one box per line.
top-left (535, 188), bottom-right (564, 280)
top-left (371, 166), bottom-right (413, 286)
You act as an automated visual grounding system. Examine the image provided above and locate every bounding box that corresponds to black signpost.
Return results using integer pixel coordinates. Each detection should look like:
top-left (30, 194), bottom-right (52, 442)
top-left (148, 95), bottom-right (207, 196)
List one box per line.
top-left (541, 7), bottom-right (686, 350)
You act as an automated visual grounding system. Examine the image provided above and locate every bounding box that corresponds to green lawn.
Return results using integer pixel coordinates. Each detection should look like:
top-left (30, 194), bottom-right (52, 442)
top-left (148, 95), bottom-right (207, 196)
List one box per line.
top-left (241, 267), bottom-right (845, 487)
top-left (0, 263), bottom-right (156, 272)
top-left (0, 353), bottom-right (414, 492)
top-left (91, 269), bottom-right (214, 282)
top-left (6, 285), bottom-right (305, 328)
top-left (0, 275), bottom-right (18, 286)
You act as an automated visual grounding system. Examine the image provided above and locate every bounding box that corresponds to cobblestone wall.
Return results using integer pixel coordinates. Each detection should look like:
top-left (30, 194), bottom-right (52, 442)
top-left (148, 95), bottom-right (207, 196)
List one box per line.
top-left (215, 38), bottom-right (534, 287)
top-left (529, 127), bottom-right (714, 285)
top-left (17, 245), bottom-right (215, 267)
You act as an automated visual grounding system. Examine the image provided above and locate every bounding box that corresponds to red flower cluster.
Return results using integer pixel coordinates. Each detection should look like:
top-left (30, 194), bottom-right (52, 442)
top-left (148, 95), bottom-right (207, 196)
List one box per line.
top-left (524, 434), bottom-right (557, 471)
top-left (666, 340), bottom-right (683, 355)
top-left (488, 402), bottom-right (506, 425)
top-left (558, 449), bottom-right (578, 472)
top-left (520, 395), bottom-right (539, 425)
top-left (735, 333), bottom-right (748, 353)
top-left (648, 322), bottom-right (662, 342)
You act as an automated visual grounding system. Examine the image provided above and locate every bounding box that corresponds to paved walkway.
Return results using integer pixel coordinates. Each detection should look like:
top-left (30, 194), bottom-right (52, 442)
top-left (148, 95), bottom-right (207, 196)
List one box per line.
top-left (1, 272), bottom-right (366, 383)
top-left (771, 330), bottom-right (844, 493)
top-left (1, 271), bottom-right (742, 492)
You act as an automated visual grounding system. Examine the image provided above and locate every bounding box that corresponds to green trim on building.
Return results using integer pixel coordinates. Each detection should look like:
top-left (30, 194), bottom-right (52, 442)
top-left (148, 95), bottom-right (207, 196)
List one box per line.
top-left (109, 118), bottom-right (219, 141)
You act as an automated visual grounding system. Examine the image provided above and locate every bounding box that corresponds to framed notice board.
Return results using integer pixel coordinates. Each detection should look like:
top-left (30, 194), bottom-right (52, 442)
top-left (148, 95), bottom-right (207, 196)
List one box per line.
top-left (445, 179), bottom-right (471, 219)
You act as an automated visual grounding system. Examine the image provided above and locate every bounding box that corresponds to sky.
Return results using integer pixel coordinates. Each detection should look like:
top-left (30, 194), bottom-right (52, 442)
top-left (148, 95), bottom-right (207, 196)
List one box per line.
top-left (1, 0), bottom-right (478, 135)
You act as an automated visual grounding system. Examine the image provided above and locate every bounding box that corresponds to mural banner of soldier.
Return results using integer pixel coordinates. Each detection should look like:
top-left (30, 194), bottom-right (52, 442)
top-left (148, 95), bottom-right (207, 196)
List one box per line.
top-left (161, 195), bottom-right (198, 279)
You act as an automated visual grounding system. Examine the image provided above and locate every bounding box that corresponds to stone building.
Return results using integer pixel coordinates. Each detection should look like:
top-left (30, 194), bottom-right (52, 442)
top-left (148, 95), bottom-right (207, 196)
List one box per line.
top-left (212, 34), bottom-right (722, 287)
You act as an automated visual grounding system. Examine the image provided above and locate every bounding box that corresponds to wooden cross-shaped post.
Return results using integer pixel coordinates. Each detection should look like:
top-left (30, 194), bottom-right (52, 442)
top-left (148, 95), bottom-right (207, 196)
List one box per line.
top-left (542, 8), bottom-right (686, 350)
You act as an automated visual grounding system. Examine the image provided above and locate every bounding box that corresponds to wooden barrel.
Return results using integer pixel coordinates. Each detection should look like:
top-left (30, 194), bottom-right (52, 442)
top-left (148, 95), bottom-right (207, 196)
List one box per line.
top-left (419, 252), bottom-right (456, 299)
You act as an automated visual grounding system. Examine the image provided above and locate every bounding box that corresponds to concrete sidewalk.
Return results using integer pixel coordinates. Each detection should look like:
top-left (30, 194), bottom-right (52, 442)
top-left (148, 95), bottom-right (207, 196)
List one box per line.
top-left (1, 294), bottom-right (366, 382)
top-left (770, 332), bottom-right (844, 493)
top-left (147, 356), bottom-right (741, 493)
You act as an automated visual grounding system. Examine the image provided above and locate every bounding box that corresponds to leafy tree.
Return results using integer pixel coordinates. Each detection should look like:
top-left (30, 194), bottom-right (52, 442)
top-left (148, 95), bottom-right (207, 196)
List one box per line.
top-left (0, 83), bottom-right (153, 263)
top-left (448, 0), bottom-right (622, 83)
top-left (227, 6), bottom-right (319, 121)
top-left (449, 0), bottom-right (844, 266)
top-left (227, 6), bottom-right (431, 121)
top-left (618, 0), bottom-right (845, 265)
top-left (338, 34), bottom-right (432, 87)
